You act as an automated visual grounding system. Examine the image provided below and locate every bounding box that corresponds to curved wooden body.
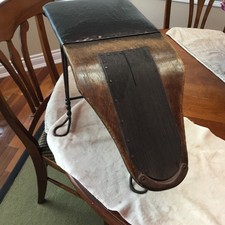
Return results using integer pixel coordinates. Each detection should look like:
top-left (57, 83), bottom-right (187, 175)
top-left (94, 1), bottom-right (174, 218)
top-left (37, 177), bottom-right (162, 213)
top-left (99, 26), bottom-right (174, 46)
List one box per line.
top-left (64, 33), bottom-right (188, 191)
top-left (0, 0), bottom-right (80, 204)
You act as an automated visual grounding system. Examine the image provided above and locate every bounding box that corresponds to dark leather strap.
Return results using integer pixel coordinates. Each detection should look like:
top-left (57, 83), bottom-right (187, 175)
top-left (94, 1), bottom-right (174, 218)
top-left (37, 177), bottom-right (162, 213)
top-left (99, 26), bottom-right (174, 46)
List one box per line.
top-left (99, 47), bottom-right (182, 181)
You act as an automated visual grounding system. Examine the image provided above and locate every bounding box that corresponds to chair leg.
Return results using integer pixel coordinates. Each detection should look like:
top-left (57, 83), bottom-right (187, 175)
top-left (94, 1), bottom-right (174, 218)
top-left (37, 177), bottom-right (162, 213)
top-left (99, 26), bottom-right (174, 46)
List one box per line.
top-left (37, 169), bottom-right (48, 204)
top-left (31, 156), bottom-right (48, 203)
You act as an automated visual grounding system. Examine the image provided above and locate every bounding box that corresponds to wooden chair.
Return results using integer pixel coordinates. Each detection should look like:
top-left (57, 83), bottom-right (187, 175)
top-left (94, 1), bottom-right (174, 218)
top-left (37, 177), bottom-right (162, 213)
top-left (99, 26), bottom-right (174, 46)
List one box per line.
top-left (164, 0), bottom-right (216, 29)
top-left (0, 0), bottom-right (131, 224)
top-left (0, 0), bottom-right (81, 204)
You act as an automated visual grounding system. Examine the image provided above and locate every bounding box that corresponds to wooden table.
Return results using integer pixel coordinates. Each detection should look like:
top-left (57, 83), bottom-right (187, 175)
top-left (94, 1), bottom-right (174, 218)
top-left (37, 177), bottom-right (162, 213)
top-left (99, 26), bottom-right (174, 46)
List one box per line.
top-left (161, 30), bottom-right (225, 140)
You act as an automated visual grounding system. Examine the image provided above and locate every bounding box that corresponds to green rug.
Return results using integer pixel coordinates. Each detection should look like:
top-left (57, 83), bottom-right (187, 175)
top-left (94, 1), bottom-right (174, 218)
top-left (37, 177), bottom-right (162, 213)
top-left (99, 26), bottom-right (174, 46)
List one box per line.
top-left (0, 158), bottom-right (103, 225)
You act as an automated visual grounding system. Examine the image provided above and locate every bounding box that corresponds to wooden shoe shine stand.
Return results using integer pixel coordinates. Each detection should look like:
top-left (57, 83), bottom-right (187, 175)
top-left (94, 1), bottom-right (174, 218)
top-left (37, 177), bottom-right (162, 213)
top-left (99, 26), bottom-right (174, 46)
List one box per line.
top-left (44, 0), bottom-right (188, 192)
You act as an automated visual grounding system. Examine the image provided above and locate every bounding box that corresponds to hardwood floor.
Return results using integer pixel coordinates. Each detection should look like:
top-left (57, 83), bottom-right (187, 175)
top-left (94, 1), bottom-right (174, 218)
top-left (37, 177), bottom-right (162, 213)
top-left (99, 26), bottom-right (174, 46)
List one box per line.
top-left (0, 64), bottom-right (62, 191)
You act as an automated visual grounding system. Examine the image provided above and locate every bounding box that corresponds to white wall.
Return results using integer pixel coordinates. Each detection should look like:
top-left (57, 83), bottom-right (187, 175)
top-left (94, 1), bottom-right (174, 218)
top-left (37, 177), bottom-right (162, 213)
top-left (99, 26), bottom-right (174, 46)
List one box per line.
top-left (131, 0), bottom-right (225, 30)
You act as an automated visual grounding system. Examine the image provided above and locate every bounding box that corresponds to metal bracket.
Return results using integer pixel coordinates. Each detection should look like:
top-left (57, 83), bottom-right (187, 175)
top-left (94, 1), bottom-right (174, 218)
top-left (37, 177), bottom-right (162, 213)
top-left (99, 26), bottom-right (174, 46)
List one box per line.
top-left (53, 46), bottom-right (83, 137)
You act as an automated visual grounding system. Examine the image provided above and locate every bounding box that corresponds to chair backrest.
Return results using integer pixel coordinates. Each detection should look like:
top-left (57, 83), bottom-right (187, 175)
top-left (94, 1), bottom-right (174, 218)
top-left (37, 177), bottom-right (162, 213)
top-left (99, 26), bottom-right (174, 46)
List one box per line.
top-left (164, 0), bottom-right (215, 29)
top-left (0, 0), bottom-right (59, 150)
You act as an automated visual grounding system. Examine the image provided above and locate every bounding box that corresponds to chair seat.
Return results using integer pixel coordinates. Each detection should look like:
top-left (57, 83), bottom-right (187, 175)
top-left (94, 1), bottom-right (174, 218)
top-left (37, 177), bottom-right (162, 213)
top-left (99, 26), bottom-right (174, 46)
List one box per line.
top-left (38, 131), bottom-right (55, 162)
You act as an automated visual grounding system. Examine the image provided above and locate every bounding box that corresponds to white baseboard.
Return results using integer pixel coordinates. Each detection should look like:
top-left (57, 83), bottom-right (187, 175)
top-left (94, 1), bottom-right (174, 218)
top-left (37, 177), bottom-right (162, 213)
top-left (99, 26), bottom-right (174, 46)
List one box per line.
top-left (0, 49), bottom-right (61, 79)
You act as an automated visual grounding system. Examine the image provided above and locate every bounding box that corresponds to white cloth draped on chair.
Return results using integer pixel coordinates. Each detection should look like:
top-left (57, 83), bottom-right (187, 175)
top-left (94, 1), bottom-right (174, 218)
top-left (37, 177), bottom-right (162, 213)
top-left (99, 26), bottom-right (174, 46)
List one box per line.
top-left (46, 71), bottom-right (225, 225)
